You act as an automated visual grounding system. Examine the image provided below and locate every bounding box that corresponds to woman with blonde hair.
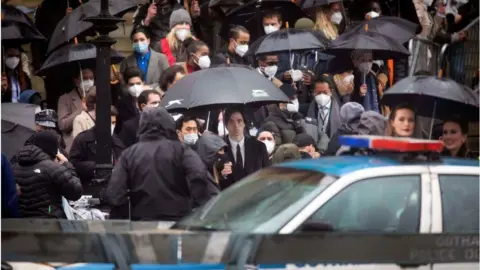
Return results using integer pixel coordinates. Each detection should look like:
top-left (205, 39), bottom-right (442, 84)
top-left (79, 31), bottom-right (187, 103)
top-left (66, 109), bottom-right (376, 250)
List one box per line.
top-left (313, 3), bottom-right (343, 40)
top-left (154, 9), bottom-right (195, 66)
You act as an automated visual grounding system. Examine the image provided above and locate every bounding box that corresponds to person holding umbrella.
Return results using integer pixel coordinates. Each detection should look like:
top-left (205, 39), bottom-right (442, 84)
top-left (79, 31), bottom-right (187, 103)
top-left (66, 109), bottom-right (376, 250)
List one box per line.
top-left (2, 44), bottom-right (32, 103)
top-left (57, 67), bottom-right (95, 152)
top-left (211, 25), bottom-right (251, 66)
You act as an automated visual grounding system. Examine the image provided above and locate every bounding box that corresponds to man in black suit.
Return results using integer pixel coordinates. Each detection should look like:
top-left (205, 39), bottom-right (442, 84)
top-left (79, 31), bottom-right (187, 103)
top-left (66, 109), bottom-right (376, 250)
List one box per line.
top-left (118, 90), bottom-right (162, 148)
top-left (222, 107), bottom-right (270, 189)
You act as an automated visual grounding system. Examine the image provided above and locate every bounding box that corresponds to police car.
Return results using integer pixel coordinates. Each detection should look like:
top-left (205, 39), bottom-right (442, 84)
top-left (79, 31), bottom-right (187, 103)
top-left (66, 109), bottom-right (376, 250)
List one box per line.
top-left (175, 136), bottom-right (479, 269)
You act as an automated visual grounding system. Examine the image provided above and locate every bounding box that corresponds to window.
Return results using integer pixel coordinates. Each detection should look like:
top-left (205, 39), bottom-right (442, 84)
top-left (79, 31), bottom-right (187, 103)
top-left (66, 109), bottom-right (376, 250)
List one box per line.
top-left (439, 175), bottom-right (479, 233)
top-left (304, 175), bottom-right (421, 233)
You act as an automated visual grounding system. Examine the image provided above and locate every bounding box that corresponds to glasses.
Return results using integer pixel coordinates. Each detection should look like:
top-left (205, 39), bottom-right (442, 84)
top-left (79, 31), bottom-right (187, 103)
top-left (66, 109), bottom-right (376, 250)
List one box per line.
top-left (258, 137), bottom-right (274, 142)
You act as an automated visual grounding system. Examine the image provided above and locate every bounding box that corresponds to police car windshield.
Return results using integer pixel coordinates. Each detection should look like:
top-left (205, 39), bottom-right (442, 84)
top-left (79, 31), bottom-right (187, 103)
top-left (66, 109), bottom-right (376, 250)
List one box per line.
top-left (175, 167), bottom-right (336, 232)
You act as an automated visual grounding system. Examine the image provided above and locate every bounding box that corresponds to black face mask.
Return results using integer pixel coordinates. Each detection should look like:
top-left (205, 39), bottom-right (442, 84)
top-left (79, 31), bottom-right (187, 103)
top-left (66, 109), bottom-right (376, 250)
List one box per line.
top-left (214, 152), bottom-right (230, 171)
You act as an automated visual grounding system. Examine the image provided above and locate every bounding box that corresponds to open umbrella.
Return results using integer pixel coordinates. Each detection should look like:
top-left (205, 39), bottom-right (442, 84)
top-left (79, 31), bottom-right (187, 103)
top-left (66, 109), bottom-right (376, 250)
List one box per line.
top-left (160, 66), bottom-right (289, 112)
top-left (2, 23), bottom-right (46, 43)
top-left (245, 28), bottom-right (329, 56)
top-left (37, 43), bottom-right (125, 76)
top-left (1, 5), bottom-right (36, 27)
top-left (347, 16), bottom-right (419, 44)
top-left (300, 0), bottom-right (342, 10)
top-left (47, 0), bottom-right (142, 54)
top-left (220, 0), bottom-right (305, 41)
top-left (324, 27), bottom-right (410, 59)
top-left (1, 103), bottom-right (38, 160)
top-left (382, 76), bottom-right (479, 136)
top-left (209, 0), bottom-right (244, 15)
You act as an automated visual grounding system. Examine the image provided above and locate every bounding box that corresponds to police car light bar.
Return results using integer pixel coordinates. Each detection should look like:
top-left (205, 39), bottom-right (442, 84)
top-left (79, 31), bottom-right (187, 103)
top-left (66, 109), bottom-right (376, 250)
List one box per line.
top-left (339, 135), bottom-right (444, 152)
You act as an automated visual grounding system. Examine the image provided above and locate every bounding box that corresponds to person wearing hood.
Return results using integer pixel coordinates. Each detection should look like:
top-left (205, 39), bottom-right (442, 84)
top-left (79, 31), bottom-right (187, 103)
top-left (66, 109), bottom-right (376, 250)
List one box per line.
top-left (2, 44), bottom-right (32, 103)
top-left (256, 130), bottom-right (276, 162)
top-left (12, 131), bottom-right (82, 218)
top-left (260, 100), bottom-right (306, 147)
top-left (293, 133), bottom-right (320, 159)
top-left (325, 102), bottom-right (364, 156)
top-left (57, 67), bottom-right (95, 152)
top-left (106, 107), bottom-right (213, 221)
top-left (194, 132), bottom-right (231, 191)
top-left (211, 25), bottom-right (250, 66)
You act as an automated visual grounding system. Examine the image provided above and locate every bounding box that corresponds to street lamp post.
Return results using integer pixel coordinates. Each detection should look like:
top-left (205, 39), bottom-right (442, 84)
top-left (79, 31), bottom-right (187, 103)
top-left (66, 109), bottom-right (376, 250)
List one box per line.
top-left (84, 0), bottom-right (124, 182)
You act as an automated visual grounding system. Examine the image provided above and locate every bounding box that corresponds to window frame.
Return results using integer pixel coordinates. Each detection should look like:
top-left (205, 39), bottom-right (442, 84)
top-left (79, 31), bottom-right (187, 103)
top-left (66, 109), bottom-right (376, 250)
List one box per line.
top-left (428, 165), bottom-right (479, 233)
top-left (280, 165), bottom-right (432, 234)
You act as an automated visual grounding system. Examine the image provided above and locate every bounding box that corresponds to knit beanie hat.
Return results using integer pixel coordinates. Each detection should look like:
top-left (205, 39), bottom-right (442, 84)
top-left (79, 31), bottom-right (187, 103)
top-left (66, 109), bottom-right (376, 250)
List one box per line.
top-left (169, 9), bottom-right (192, 29)
top-left (339, 102), bottom-right (364, 124)
top-left (32, 131), bottom-right (59, 159)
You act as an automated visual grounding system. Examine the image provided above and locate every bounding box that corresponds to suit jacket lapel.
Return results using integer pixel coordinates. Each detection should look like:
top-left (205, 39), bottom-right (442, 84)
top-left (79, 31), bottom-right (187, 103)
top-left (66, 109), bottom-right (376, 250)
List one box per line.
top-left (225, 138), bottom-right (235, 164)
top-left (243, 138), bottom-right (252, 173)
top-left (128, 54), bottom-right (138, 67)
top-left (146, 51), bottom-right (158, 84)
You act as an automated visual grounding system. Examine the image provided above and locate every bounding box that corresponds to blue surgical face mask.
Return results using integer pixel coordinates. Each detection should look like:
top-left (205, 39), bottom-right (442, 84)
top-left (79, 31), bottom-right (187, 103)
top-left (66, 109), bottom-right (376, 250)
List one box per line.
top-left (133, 42), bottom-right (149, 54)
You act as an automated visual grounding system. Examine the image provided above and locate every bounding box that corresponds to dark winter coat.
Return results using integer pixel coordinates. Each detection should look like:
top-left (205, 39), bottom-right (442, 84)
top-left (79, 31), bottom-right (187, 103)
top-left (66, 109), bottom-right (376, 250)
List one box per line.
top-left (261, 104), bottom-right (306, 146)
top-left (106, 107), bottom-right (214, 221)
top-left (12, 145), bottom-right (82, 218)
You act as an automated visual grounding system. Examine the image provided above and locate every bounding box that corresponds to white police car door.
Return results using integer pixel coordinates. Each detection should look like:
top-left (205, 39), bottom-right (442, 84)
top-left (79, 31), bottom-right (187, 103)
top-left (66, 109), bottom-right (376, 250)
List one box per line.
top-left (279, 166), bottom-right (433, 270)
top-left (429, 166), bottom-right (479, 270)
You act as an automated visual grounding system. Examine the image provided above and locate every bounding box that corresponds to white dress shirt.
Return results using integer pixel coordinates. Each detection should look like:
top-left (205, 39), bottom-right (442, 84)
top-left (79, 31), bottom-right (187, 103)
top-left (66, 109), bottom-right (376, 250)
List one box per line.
top-left (229, 136), bottom-right (245, 167)
top-left (317, 100), bottom-right (331, 132)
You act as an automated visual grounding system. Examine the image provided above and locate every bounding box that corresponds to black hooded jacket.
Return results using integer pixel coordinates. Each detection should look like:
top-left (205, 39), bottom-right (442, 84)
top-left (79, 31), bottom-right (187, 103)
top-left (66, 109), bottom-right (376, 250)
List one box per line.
top-left (194, 132), bottom-right (228, 190)
top-left (12, 145), bottom-right (82, 218)
top-left (106, 107), bottom-right (214, 221)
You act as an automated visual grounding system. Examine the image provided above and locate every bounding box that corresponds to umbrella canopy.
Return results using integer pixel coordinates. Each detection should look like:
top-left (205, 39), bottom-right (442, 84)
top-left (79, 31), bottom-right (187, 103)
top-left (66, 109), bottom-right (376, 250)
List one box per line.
top-left (245, 28), bottom-right (329, 56)
top-left (382, 76), bottom-right (479, 120)
top-left (300, 0), bottom-right (342, 10)
top-left (1, 103), bottom-right (38, 159)
top-left (160, 66), bottom-right (290, 112)
top-left (47, 0), bottom-right (142, 54)
top-left (37, 43), bottom-right (125, 76)
top-left (208, 0), bottom-right (244, 14)
top-left (1, 5), bottom-right (36, 27)
top-left (324, 28), bottom-right (410, 59)
top-left (1, 23), bottom-right (46, 43)
top-left (220, 0), bottom-right (305, 41)
top-left (347, 16), bottom-right (418, 44)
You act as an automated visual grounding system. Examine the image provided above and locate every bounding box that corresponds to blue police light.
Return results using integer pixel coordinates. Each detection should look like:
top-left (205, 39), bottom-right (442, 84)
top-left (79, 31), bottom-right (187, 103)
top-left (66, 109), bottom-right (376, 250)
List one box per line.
top-left (339, 135), bottom-right (444, 152)
top-left (338, 135), bottom-right (372, 149)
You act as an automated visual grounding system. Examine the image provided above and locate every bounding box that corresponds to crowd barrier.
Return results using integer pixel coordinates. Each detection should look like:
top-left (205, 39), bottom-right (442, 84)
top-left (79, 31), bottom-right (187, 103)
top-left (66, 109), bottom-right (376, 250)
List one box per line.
top-left (408, 36), bottom-right (445, 77)
top-left (2, 219), bottom-right (479, 270)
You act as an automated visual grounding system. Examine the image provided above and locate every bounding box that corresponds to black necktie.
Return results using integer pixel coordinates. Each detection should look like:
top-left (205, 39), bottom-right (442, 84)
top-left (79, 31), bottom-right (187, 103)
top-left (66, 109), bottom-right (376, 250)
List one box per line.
top-left (236, 144), bottom-right (243, 171)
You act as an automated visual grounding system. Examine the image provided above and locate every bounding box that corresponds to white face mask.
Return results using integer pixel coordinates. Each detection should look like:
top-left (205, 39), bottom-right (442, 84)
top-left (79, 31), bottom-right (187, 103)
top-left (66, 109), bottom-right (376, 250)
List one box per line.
top-left (111, 124), bottom-right (115, 135)
top-left (196, 55), bottom-right (211, 69)
top-left (286, 98), bottom-right (299, 112)
top-left (217, 122), bottom-right (228, 136)
top-left (264, 25), bottom-right (279, 35)
top-left (330, 12), bottom-right (343, 24)
top-left (5, 56), bottom-right (20, 69)
top-left (315, 93), bottom-right (331, 107)
top-left (183, 133), bottom-right (199, 145)
top-left (366, 11), bottom-right (380, 18)
top-left (264, 65), bottom-right (278, 78)
top-left (263, 140), bottom-right (275, 155)
top-left (175, 29), bottom-right (190, 41)
top-left (343, 74), bottom-right (354, 85)
top-left (80, 79), bottom-right (94, 92)
top-left (358, 62), bottom-right (373, 74)
top-left (235, 44), bottom-right (249, 57)
top-left (128, 84), bottom-right (144, 97)
top-left (291, 70), bottom-right (303, 82)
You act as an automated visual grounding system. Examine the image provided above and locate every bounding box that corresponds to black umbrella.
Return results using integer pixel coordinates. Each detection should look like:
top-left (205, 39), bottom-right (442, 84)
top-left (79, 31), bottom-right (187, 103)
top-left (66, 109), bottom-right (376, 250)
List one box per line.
top-left (37, 43), bottom-right (125, 76)
top-left (300, 0), bottom-right (341, 10)
top-left (160, 66), bottom-right (290, 112)
top-left (1, 5), bottom-right (36, 27)
top-left (47, 0), bottom-right (142, 54)
top-left (1, 103), bottom-right (38, 160)
top-left (324, 27), bottom-right (410, 59)
top-left (220, 0), bottom-right (305, 41)
top-left (1, 23), bottom-right (46, 43)
top-left (382, 76), bottom-right (479, 136)
top-left (347, 16), bottom-right (418, 44)
top-left (208, 0), bottom-right (244, 14)
top-left (245, 28), bottom-right (329, 56)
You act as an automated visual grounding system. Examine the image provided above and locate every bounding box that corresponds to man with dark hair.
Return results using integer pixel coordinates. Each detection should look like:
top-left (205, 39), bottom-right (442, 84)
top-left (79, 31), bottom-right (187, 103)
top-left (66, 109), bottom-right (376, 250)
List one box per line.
top-left (118, 89), bottom-right (162, 148)
top-left (222, 106), bottom-right (269, 189)
top-left (211, 25), bottom-right (250, 66)
top-left (159, 65), bottom-right (186, 91)
top-left (120, 27), bottom-right (169, 86)
top-left (263, 10), bottom-right (282, 35)
top-left (176, 115), bottom-right (200, 146)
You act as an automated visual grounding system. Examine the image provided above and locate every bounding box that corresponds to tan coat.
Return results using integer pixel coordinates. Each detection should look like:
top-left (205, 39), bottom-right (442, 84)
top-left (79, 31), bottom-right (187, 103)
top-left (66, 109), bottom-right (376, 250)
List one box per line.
top-left (57, 89), bottom-right (83, 153)
top-left (72, 111), bottom-right (95, 138)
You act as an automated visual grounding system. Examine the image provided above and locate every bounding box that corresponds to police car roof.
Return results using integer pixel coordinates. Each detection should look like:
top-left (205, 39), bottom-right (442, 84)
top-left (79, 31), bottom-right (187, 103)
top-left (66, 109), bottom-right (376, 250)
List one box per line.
top-left (277, 156), bottom-right (479, 177)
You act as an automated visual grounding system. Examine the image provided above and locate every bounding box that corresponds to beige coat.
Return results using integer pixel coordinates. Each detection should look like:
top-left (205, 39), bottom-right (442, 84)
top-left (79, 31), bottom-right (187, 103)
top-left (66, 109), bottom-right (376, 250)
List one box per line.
top-left (72, 111), bottom-right (95, 138)
top-left (57, 89), bottom-right (83, 153)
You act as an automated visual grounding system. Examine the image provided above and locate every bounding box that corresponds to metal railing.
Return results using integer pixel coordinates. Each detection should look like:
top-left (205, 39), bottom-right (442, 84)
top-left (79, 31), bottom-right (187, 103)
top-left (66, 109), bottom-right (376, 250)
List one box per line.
top-left (408, 37), bottom-right (446, 77)
top-left (2, 219), bottom-right (479, 270)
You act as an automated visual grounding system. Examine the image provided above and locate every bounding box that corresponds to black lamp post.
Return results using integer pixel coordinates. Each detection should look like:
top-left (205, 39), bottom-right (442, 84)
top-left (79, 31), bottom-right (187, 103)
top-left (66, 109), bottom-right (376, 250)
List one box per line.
top-left (84, 0), bottom-right (125, 182)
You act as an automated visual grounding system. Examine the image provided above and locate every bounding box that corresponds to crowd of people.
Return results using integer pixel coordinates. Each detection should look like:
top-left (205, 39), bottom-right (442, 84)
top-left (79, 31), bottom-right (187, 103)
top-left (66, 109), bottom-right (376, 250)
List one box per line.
top-left (1, 0), bottom-right (478, 221)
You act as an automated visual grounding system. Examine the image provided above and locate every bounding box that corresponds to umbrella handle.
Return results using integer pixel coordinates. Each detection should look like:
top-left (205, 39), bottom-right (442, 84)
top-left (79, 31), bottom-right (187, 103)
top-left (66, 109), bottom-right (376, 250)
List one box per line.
top-left (438, 69), bottom-right (444, 78)
top-left (111, 65), bottom-right (120, 84)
